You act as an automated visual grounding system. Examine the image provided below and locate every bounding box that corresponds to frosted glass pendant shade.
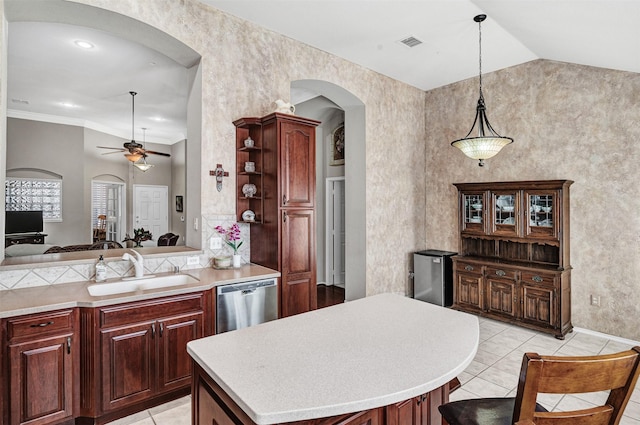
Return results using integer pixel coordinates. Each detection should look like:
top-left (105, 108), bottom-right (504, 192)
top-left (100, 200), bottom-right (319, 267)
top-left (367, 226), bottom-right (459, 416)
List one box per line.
top-left (451, 136), bottom-right (513, 161)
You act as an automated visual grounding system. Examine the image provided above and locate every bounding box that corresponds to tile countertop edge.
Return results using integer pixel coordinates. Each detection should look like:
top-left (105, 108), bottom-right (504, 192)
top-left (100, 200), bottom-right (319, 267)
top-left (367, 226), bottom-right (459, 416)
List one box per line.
top-left (0, 264), bottom-right (280, 319)
top-left (187, 294), bottom-right (480, 425)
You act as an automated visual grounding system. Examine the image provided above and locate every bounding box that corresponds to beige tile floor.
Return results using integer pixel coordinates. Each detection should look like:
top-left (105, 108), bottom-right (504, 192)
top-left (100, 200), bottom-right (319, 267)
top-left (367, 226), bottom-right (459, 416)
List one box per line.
top-left (108, 316), bottom-right (640, 425)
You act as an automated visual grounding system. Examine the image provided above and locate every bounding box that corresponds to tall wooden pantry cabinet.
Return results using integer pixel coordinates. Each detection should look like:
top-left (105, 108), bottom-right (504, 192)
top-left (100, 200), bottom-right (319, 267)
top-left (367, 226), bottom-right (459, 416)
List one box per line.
top-left (234, 112), bottom-right (320, 318)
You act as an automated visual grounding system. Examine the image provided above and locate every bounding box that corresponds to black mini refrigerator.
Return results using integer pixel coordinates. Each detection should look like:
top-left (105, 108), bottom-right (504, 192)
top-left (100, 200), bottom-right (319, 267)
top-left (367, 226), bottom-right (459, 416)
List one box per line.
top-left (413, 250), bottom-right (457, 307)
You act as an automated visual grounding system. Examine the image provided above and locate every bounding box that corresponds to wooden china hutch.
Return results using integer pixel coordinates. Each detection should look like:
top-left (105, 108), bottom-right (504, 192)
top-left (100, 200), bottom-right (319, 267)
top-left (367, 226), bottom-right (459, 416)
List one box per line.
top-left (234, 113), bottom-right (320, 318)
top-left (452, 180), bottom-right (573, 339)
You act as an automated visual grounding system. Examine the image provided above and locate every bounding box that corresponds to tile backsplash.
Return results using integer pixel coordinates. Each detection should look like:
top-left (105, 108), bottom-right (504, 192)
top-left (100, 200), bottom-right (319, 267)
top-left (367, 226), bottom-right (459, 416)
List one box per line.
top-left (0, 215), bottom-right (251, 290)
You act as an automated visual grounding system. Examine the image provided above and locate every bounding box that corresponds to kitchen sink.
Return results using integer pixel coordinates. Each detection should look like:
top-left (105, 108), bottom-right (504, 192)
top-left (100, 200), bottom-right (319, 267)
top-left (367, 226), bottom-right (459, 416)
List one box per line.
top-left (87, 274), bottom-right (199, 296)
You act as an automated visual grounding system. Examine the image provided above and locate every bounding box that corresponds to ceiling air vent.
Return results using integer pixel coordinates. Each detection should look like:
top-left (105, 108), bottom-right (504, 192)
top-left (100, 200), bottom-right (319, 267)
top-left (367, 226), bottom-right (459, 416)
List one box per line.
top-left (11, 98), bottom-right (29, 105)
top-left (399, 36), bottom-right (423, 48)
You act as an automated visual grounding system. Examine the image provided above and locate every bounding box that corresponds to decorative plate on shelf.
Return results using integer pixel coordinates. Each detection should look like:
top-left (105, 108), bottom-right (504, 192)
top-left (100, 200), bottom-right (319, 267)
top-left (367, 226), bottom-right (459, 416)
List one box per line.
top-left (502, 217), bottom-right (515, 225)
top-left (242, 209), bottom-right (256, 222)
top-left (496, 196), bottom-right (514, 209)
top-left (242, 183), bottom-right (257, 197)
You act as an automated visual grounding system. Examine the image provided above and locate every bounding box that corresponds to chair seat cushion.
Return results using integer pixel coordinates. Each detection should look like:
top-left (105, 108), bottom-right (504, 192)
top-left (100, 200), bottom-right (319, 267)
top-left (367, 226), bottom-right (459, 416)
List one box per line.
top-left (438, 397), bottom-right (547, 425)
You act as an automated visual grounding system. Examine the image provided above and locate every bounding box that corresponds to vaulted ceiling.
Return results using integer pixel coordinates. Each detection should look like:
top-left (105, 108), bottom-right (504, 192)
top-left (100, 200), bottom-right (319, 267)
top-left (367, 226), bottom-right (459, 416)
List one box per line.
top-left (5, 1), bottom-right (639, 142)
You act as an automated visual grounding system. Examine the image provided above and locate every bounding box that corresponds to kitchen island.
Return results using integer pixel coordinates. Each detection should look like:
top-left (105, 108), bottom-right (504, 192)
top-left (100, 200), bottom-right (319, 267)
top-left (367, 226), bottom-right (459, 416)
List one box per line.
top-left (187, 293), bottom-right (479, 425)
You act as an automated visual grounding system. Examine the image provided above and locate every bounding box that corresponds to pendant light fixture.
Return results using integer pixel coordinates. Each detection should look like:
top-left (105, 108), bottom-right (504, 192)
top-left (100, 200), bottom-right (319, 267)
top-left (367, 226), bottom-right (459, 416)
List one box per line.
top-left (451, 14), bottom-right (513, 167)
top-left (125, 91), bottom-right (143, 162)
top-left (133, 128), bottom-right (154, 172)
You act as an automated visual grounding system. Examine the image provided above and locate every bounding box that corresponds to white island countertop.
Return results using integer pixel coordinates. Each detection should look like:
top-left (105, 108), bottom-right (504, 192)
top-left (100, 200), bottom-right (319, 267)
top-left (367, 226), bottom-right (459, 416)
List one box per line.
top-left (187, 293), bottom-right (479, 425)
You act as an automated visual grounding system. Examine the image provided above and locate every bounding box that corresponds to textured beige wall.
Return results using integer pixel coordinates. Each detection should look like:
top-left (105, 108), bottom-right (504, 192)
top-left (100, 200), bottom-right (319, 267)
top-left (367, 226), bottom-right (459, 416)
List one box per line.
top-left (425, 59), bottom-right (640, 340)
top-left (3, 1), bottom-right (637, 341)
top-left (63, 0), bottom-right (428, 296)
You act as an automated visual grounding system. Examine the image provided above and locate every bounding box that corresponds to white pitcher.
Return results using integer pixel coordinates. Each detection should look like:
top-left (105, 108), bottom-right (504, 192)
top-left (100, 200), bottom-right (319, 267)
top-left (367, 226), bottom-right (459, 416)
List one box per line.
top-left (274, 99), bottom-right (295, 114)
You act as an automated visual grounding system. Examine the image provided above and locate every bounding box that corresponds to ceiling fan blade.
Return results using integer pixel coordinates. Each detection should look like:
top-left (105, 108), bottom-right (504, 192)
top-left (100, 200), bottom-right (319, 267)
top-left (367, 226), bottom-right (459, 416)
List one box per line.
top-left (97, 146), bottom-right (126, 151)
top-left (101, 150), bottom-right (125, 156)
top-left (144, 150), bottom-right (171, 157)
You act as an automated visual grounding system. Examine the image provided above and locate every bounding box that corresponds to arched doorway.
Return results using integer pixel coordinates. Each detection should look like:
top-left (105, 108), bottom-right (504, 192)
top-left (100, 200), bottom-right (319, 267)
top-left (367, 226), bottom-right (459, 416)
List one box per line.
top-left (291, 80), bottom-right (366, 302)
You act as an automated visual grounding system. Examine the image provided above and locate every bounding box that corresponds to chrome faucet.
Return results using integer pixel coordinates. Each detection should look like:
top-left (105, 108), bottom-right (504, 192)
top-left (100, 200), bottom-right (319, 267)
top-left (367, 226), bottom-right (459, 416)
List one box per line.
top-left (122, 249), bottom-right (144, 278)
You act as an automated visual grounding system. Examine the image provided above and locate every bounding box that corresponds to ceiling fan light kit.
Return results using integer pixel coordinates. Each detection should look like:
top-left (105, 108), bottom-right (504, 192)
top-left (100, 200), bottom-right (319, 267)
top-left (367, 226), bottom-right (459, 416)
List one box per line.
top-left (133, 159), bottom-right (154, 172)
top-left (97, 91), bottom-right (171, 167)
top-left (451, 14), bottom-right (513, 167)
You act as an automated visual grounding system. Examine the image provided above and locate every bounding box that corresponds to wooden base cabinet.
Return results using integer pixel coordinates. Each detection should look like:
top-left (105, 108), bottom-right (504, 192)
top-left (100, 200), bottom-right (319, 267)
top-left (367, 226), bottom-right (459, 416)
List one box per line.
top-left (80, 292), bottom-right (210, 424)
top-left (192, 363), bottom-right (449, 425)
top-left (2, 309), bottom-right (79, 425)
top-left (453, 180), bottom-right (572, 339)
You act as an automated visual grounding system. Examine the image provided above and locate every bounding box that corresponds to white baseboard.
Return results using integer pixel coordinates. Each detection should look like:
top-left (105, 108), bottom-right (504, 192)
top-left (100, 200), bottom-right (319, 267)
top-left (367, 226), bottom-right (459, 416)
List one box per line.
top-left (574, 326), bottom-right (640, 347)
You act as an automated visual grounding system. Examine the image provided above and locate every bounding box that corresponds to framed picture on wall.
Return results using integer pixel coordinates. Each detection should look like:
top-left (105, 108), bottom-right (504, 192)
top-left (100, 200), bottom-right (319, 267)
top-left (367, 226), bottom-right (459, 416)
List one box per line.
top-left (176, 195), bottom-right (184, 212)
top-left (330, 123), bottom-right (345, 166)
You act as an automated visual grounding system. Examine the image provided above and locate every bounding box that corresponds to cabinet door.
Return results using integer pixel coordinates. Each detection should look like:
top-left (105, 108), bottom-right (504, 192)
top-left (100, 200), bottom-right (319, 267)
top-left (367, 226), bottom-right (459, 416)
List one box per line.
top-left (337, 408), bottom-right (382, 425)
top-left (280, 121), bottom-right (315, 208)
top-left (489, 191), bottom-right (519, 237)
top-left (454, 272), bottom-right (484, 312)
top-left (521, 284), bottom-right (556, 328)
top-left (281, 209), bottom-right (317, 317)
top-left (386, 398), bottom-right (416, 425)
top-left (8, 334), bottom-right (74, 425)
top-left (195, 380), bottom-right (238, 425)
top-left (524, 190), bottom-right (558, 240)
top-left (460, 191), bottom-right (486, 236)
top-left (100, 322), bottom-right (154, 412)
top-left (486, 279), bottom-right (518, 319)
top-left (157, 312), bottom-right (204, 393)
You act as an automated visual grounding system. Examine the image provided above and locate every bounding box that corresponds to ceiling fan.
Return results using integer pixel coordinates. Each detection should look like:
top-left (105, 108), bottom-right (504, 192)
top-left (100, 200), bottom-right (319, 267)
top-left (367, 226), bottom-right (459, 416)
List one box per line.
top-left (98, 91), bottom-right (171, 162)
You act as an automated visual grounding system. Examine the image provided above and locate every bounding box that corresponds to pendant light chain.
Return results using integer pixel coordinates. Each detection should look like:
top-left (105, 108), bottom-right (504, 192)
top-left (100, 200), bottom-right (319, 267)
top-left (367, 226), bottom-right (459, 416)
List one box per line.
top-left (478, 17), bottom-right (483, 98)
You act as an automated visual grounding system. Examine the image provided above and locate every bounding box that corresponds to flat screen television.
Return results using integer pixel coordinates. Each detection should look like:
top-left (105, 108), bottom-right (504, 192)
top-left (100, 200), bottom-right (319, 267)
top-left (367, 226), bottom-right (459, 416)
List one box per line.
top-left (5, 210), bottom-right (44, 234)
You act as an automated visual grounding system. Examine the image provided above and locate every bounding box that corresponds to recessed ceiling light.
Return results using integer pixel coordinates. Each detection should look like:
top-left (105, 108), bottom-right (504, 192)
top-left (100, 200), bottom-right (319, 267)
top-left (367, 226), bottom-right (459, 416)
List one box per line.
top-left (60, 102), bottom-right (78, 108)
top-left (150, 116), bottom-right (166, 122)
top-left (74, 40), bottom-right (94, 49)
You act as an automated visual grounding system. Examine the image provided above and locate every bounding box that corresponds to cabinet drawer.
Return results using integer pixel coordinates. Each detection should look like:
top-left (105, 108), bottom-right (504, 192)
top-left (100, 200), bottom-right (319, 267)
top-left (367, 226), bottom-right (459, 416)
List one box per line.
top-left (7, 309), bottom-right (75, 340)
top-left (486, 266), bottom-right (517, 280)
top-left (100, 292), bottom-right (206, 328)
top-left (521, 272), bottom-right (556, 287)
top-left (455, 261), bottom-right (482, 275)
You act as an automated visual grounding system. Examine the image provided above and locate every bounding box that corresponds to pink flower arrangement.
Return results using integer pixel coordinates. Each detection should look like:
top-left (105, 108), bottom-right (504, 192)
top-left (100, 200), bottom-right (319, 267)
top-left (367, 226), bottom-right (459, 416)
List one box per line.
top-left (215, 223), bottom-right (243, 254)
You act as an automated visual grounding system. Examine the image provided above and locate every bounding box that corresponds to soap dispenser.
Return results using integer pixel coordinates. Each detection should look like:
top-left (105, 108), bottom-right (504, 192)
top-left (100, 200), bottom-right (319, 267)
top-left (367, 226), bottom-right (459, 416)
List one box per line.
top-left (95, 255), bottom-right (107, 282)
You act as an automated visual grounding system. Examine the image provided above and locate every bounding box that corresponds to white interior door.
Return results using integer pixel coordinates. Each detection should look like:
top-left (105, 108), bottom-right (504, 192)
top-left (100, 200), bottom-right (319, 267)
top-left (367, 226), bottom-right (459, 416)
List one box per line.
top-left (326, 178), bottom-right (346, 288)
top-left (133, 185), bottom-right (168, 247)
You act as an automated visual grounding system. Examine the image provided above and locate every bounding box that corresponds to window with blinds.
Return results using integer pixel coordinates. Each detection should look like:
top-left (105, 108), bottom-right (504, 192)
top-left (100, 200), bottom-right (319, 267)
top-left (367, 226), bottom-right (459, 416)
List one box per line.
top-left (5, 178), bottom-right (62, 221)
top-left (92, 182), bottom-right (109, 229)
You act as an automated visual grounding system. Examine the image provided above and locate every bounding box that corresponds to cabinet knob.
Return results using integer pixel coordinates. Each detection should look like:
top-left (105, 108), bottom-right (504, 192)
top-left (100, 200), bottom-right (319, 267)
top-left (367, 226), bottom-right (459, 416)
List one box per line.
top-left (532, 275), bottom-right (543, 283)
top-left (465, 265), bottom-right (474, 271)
top-left (496, 270), bottom-right (506, 277)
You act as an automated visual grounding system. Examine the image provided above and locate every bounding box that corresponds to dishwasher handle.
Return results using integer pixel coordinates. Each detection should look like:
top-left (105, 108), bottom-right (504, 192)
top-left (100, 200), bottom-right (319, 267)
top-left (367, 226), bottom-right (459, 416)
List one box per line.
top-left (217, 279), bottom-right (277, 295)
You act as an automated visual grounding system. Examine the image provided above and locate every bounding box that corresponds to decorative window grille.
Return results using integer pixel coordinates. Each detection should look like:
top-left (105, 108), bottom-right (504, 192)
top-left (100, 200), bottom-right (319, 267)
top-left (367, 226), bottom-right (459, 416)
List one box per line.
top-left (5, 178), bottom-right (62, 221)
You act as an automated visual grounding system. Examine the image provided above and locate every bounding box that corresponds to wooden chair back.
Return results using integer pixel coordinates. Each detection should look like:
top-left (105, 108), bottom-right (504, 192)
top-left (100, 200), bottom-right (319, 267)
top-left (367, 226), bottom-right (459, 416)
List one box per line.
top-left (513, 347), bottom-right (640, 425)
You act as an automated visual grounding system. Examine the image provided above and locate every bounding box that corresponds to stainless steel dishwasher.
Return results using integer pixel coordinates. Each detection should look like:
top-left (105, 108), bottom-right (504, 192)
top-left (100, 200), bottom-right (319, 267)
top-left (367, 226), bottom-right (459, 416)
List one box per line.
top-left (216, 278), bottom-right (278, 333)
